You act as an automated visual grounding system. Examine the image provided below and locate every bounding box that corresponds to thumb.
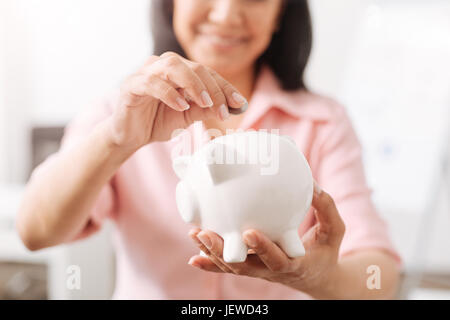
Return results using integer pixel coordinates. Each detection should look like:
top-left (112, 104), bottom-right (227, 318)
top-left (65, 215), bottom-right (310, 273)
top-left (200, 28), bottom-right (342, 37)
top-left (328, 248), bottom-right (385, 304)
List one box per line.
top-left (311, 181), bottom-right (346, 246)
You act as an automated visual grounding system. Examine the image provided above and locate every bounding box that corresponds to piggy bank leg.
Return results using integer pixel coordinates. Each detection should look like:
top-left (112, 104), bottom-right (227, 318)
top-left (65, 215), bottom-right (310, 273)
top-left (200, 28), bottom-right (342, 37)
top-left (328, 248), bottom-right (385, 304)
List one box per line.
top-left (175, 182), bottom-right (199, 224)
top-left (223, 232), bottom-right (248, 263)
top-left (277, 229), bottom-right (305, 257)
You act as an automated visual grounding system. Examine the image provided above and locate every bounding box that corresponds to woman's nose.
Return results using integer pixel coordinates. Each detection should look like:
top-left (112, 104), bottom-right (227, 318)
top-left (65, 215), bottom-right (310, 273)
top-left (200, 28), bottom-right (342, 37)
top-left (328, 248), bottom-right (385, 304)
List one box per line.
top-left (208, 0), bottom-right (243, 26)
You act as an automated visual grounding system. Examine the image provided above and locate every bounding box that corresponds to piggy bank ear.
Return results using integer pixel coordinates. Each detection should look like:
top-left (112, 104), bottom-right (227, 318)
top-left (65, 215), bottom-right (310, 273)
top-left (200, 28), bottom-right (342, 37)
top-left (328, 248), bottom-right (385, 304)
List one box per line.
top-left (172, 156), bottom-right (190, 179)
top-left (206, 143), bottom-right (247, 185)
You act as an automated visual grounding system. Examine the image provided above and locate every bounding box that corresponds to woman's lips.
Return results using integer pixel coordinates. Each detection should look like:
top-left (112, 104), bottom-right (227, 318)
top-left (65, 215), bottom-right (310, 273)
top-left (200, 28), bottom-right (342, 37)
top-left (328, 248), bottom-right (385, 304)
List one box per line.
top-left (198, 33), bottom-right (248, 49)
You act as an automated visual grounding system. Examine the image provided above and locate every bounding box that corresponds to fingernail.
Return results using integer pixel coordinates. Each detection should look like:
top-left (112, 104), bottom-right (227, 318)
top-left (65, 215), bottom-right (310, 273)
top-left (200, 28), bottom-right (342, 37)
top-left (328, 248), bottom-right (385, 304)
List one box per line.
top-left (188, 258), bottom-right (201, 268)
top-left (232, 92), bottom-right (247, 106)
top-left (201, 91), bottom-right (214, 107)
top-left (219, 104), bottom-right (230, 120)
top-left (244, 232), bottom-right (258, 248)
top-left (228, 102), bottom-right (248, 115)
top-left (176, 97), bottom-right (190, 111)
top-left (197, 232), bottom-right (212, 249)
top-left (313, 180), bottom-right (322, 196)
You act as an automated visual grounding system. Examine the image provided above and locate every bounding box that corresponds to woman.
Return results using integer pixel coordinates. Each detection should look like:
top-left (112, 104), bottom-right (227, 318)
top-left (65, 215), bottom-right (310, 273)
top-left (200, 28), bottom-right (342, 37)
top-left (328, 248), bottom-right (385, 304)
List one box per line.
top-left (17, 0), bottom-right (401, 299)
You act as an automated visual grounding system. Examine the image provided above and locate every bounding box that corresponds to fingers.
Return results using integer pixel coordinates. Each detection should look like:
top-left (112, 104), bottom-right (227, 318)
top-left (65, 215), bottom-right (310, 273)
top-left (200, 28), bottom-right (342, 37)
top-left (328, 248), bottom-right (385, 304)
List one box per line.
top-left (189, 228), bottom-right (307, 279)
top-left (189, 229), bottom-right (267, 277)
top-left (208, 69), bottom-right (249, 114)
top-left (137, 52), bottom-right (249, 121)
top-left (146, 55), bottom-right (213, 109)
top-left (188, 63), bottom-right (231, 121)
top-left (243, 229), bottom-right (296, 273)
top-left (311, 182), bottom-right (346, 246)
top-left (197, 230), bottom-right (240, 273)
top-left (166, 52), bottom-right (248, 111)
top-left (125, 74), bottom-right (191, 112)
top-left (143, 55), bottom-right (161, 67)
top-left (188, 255), bottom-right (224, 273)
top-left (158, 53), bottom-right (248, 117)
top-left (188, 228), bottom-right (233, 273)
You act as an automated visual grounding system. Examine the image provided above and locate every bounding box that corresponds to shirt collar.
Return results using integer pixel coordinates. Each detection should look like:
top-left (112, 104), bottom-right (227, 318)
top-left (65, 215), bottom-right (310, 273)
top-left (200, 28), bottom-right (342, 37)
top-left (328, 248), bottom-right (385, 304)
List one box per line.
top-left (239, 65), bottom-right (333, 129)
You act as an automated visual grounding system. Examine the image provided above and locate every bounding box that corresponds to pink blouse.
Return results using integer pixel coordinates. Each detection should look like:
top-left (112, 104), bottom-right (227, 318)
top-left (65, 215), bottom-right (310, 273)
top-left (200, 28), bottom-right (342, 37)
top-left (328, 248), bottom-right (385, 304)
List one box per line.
top-left (33, 66), bottom-right (401, 299)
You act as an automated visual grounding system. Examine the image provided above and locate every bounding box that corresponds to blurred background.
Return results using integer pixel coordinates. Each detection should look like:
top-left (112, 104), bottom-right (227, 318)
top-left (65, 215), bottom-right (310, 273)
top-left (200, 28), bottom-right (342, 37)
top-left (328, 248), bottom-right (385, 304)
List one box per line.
top-left (0, 0), bottom-right (449, 299)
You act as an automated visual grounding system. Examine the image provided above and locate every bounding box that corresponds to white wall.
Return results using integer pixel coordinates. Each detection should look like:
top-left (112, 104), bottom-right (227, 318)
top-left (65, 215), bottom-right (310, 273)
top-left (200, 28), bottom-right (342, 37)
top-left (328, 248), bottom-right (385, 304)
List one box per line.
top-left (0, 0), bottom-right (152, 299)
top-left (306, 0), bottom-right (370, 99)
top-left (337, 1), bottom-right (450, 271)
top-left (1, 0), bottom-right (152, 183)
top-left (0, 0), bottom-right (7, 183)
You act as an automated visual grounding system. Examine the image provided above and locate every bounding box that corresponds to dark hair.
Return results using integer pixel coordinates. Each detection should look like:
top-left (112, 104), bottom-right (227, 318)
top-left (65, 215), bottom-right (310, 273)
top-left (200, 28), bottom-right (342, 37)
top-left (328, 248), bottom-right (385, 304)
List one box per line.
top-left (150, 0), bottom-right (312, 91)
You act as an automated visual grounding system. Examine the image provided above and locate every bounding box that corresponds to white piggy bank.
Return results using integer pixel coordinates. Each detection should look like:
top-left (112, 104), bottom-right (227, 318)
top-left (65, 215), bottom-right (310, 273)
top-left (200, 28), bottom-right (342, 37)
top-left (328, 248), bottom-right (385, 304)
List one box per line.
top-left (172, 131), bottom-right (313, 263)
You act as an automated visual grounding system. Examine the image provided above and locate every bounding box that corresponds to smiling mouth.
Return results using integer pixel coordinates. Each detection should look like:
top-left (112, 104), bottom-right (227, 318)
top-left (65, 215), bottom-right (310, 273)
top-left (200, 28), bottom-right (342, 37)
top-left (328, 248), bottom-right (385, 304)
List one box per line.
top-left (199, 33), bottom-right (248, 48)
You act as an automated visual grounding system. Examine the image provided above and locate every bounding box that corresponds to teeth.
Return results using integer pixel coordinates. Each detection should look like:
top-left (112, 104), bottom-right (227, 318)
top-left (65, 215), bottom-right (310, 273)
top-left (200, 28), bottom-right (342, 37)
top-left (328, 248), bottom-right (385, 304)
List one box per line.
top-left (203, 34), bottom-right (244, 46)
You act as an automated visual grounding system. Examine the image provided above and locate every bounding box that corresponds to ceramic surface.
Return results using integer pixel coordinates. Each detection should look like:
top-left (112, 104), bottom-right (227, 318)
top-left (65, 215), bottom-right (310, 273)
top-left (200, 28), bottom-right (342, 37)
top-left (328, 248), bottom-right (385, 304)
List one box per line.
top-left (173, 131), bottom-right (313, 263)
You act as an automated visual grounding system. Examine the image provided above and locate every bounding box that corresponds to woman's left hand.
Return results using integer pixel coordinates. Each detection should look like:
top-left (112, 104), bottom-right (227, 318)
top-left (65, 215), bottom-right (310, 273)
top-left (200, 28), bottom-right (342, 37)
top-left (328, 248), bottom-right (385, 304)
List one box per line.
top-left (187, 184), bottom-right (346, 295)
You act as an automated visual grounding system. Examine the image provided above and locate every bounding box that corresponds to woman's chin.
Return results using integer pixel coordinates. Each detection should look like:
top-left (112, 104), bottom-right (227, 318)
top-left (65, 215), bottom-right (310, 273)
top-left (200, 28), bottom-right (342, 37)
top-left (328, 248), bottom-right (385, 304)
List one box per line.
top-left (202, 60), bottom-right (242, 77)
top-left (192, 51), bottom-right (249, 76)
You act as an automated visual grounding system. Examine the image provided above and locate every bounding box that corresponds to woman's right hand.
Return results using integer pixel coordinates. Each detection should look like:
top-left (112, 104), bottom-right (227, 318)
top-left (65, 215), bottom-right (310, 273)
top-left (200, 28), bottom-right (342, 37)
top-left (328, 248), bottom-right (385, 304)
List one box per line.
top-left (17, 52), bottom-right (249, 250)
top-left (107, 52), bottom-right (248, 153)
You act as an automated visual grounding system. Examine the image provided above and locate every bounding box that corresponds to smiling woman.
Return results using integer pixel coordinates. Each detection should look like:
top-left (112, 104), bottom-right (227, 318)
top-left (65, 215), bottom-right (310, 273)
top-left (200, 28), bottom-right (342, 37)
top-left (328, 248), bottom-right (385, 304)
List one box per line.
top-left (16, 0), bottom-right (401, 300)
top-left (151, 0), bottom-right (312, 90)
